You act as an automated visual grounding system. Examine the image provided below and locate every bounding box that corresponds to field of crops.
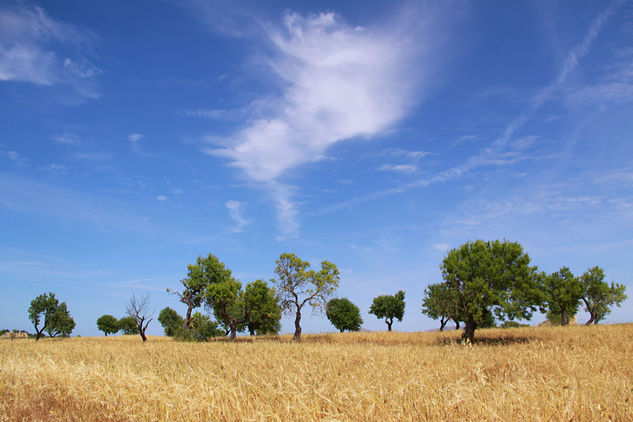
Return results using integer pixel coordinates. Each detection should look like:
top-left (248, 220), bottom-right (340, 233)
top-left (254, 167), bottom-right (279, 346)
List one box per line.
top-left (1, 324), bottom-right (632, 421)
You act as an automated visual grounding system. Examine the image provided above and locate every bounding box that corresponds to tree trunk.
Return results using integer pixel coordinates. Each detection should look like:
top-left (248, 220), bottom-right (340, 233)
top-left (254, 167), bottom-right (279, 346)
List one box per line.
top-left (462, 319), bottom-right (476, 342)
top-left (455, 320), bottom-right (460, 330)
top-left (585, 313), bottom-right (595, 326)
top-left (561, 309), bottom-right (569, 326)
top-left (293, 310), bottom-right (302, 342)
top-left (140, 330), bottom-right (147, 342)
top-left (230, 324), bottom-right (237, 341)
top-left (249, 325), bottom-right (255, 336)
top-left (439, 317), bottom-right (447, 331)
top-left (386, 318), bottom-right (393, 332)
top-left (184, 305), bottom-right (193, 330)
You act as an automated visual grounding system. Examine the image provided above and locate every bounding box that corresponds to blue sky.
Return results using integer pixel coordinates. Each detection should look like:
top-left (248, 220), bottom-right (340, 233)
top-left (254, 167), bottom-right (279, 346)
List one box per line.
top-left (1, 0), bottom-right (632, 336)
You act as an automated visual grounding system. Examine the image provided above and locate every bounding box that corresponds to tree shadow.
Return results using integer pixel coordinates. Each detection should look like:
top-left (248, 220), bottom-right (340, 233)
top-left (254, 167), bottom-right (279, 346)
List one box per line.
top-left (436, 335), bottom-right (537, 346)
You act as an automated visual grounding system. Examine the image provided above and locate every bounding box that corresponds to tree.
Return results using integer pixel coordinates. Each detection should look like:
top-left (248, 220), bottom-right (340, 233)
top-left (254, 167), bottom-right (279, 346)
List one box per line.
top-left (97, 315), bottom-right (119, 336)
top-left (369, 290), bottom-right (405, 331)
top-left (273, 253), bottom-right (340, 342)
top-left (326, 298), bottom-right (363, 332)
top-left (117, 316), bottom-right (138, 335)
top-left (173, 312), bottom-right (224, 342)
top-left (580, 266), bottom-right (627, 325)
top-left (45, 302), bottom-right (75, 337)
top-left (28, 292), bottom-right (59, 340)
top-left (205, 277), bottom-right (247, 341)
top-left (242, 280), bottom-right (282, 336)
top-left (168, 254), bottom-right (234, 330)
top-left (28, 292), bottom-right (75, 340)
top-left (541, 267), bottom-right (583, 326)
top-left (421, 283), bottom-right (461, 331)
top-left (126, 294), bottom-right (153, 342)
top-left (441, 240), bottom-right (543, 342)
top-left (158, 307), bottom-right (184, 336)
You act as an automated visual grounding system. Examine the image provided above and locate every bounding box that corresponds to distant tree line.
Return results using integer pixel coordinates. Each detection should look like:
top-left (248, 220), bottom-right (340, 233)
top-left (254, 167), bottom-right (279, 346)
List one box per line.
top-left (25, 241), bottom-right (627, 343)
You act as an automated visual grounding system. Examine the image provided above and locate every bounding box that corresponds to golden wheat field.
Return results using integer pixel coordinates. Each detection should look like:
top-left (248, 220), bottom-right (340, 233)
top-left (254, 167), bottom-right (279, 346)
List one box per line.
top-left (1, 324), bottom-right (632, 421)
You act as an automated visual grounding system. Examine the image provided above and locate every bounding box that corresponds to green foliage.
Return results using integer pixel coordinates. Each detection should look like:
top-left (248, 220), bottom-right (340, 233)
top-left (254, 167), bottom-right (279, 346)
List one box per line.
top-left (205, 277), bottom-right (245, 340)
top-left (326, 298), bottom-right (363, 332)
top-left (369, 290), bottom-right (405, 331)
top-left (97, 315), bottom-right (119, 336)
top-left (441, 240), bottom-right (542, 341)
top-left (580, 266), bottom-right (627, 325)
top-left (45, 302), bottom-right (75, 338)
top-left (243, 280), bottom-right (282, 336)
top-left (28, 292), bottom-right (75, 340)
top-left (158, 307), bottom-right (184, 336)
top-left (170, 254), bottom-right (234, 329)
top-left (421, 283), bottom-right (461, 331)
top-left (173, 312), bottom-right (224, 342)
top-left (273, 253), bottom-right (340, 341)
top-left (117, 316), bottom-right (138, 335)
top-left (541, 267), bottom-right (582, 325)
top-left (499, 320), bottom-right (530, 329)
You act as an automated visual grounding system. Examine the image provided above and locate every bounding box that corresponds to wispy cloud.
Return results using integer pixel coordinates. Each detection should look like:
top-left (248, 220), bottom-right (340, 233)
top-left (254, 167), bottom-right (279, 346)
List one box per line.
top-left (1, 148), bottom-right (29, 167)
top-left (128, 133), bottom-right (154, 157)
top-left (52, 132), bottom-right (80, 146)
top-left (314, 1), bottom-right (620, 215)
top-left (204, 6), bottom-right (445, 236)
top-left (156, 195), bottom-right (167, 201)
top-left (175, 108), bottom-right (244, 120)
top-left (0, 2), bottom-right (100, 98)
top-left (225, 200), bottom-right (250, 232)
top-left (379, 164), bottom-right (418, 174)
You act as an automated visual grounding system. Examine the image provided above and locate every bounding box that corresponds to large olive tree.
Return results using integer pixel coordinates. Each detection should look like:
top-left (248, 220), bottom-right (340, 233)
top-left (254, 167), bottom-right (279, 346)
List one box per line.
top-left (441, 240), bottom-right (543, 342)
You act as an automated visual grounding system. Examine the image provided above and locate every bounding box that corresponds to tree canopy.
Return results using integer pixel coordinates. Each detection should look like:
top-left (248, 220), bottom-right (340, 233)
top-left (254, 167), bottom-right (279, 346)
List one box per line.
top-left (242, 280), bottom-right (281, 336)
top-left (169, 253), bottom-right (233, 330)
top-left (97, 315), bottom-right (119, 336)
top-left (326, 298), bottom-right (363, 332)
top-left (117, 316), bottom-right (138, 335)
top-left (158, 307), bottom-right (184, 336)
top-left (421, 283), bottom-right (461, 331)
top-left (273, 253), bottom-right (340, 341)
top-left (541, 267), bottom-right (583, 326)
top-left (369, 290), bottom-right (405, 331)
top-left (580, 266), bottom-right (627, 325)
top-left (28, 292), bottom-right (75, 340)
top-left (441, 240), bottom-right (542, 342)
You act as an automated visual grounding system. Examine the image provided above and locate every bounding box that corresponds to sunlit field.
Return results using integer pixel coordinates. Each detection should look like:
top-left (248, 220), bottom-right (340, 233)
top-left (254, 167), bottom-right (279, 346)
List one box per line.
top-left (1, 324), bottom-right (632, 421)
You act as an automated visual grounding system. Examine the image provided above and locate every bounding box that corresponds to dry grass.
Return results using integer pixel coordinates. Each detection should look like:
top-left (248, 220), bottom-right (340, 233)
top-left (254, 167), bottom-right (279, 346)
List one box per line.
top-left (1, 324), bottom-right (632, 421)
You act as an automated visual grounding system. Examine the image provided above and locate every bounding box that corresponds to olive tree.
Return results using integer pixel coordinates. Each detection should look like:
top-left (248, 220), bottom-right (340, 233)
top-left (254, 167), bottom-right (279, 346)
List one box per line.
top-left (242, 280), bottom-right (281, 336)
top-left (97, 315), bottom-right (119, 336)
top-left (168, 253), bottom-right (233, 330)
top-left (369, 290), bottom-right (405, 331)
top-left (28, 292), bottom-right (75, 340)
top-left (441, 240), bottom-right (542, 342)
top-left (421, 283), bottom-right (461, 331)
top-left (158, 307), bottom-right (184, 336)
top-left (326, 298), bottom-right (363, 332)
top-left (541, 267), bottom-right (583, 326)
top-left (273, 253), bottom-right (340, 342)
top-left (580, 266), bottom-right (627, 325)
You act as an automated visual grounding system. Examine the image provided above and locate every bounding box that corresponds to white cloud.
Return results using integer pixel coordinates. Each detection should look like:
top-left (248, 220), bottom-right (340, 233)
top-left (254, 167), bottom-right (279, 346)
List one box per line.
top-left (52, 132), bottom-right (80, 145)
top-left (379, 164), bottom-right (418, 174)
top-left (313, 2), bottom-right (619, 216)
top-left (156, 195), bottom-right (167, 201)
top-left (128, 133), bottom-right (144, 143)
top-left (433, 243), bottom-right (450, 251)
top-left (203, 8), bottom-right (442, 236)
top-left (207, 11), bottom-right (429, 182)
top-left (225, 200), bottom-right (250, 233)
top-left (0, 3), bottom-right (100, 97)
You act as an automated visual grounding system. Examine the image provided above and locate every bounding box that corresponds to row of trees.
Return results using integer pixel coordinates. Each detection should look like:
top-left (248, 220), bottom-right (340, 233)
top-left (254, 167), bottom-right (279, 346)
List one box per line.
top-left (30, 241), bottom-right (626, 343)
top-left (421, 240), bottom-right (627, 341)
